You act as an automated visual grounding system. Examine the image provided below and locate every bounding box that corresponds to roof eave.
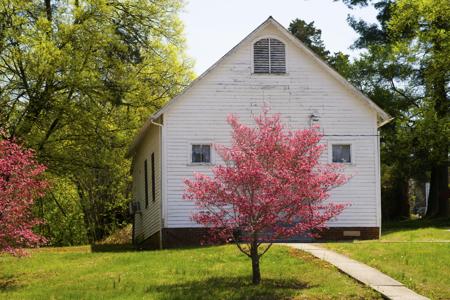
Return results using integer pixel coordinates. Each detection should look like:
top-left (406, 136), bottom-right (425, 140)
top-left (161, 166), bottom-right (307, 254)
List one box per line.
top-left (126, 117), bottom-right (153, 158)
top-left (377, 117), bottom-right (394, 128)
top-left (127, 16), bottom-right (392, 157)
top-left (266, 18), bottom-right (391, 123)
top-left (127, 18), bottom-right (276, 157)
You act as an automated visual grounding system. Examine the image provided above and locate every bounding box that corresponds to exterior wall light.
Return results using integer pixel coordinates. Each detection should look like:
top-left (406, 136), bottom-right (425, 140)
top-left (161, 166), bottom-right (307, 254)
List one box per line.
top-left (310, 112), bottom-right (320, 127)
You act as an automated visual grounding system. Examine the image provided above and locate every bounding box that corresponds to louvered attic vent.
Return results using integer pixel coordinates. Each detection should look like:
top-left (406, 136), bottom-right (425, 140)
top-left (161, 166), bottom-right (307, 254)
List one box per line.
top-left (253, 38), bottom-right (286, 74)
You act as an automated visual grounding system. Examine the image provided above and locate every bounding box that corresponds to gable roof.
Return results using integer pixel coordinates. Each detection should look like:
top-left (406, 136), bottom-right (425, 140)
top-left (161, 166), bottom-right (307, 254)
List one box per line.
top-left (127, 16), bottom-right (391, 157)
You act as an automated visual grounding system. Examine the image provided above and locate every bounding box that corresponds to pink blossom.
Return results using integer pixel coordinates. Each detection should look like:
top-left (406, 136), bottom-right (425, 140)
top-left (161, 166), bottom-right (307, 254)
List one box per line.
top-left (0, 138), bottom-right (48, 256)
top-left (183, 108), bottom-right (349, 284)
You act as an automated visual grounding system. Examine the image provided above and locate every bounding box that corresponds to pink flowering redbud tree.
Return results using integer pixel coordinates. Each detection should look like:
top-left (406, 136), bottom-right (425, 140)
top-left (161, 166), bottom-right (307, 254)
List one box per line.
top-left (0, 138), bottom-right (48, 256)
top-left (184, 109), bottom-right (348, 284)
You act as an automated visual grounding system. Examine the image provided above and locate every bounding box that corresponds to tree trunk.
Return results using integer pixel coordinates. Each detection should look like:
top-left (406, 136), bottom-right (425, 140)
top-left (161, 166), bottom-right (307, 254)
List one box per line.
top-left (426, 33), bottom-right (449, 218)
top-left (45, 0), bottom-right (52, 21)
top-left (250, 242), bottom-right (261, 285)
top-left (427, 164), bottom-right (449, 218)
top-left (426, 67), bottom-right (449, 218)
top-left (433, 78), bottom-right (449, 218)
top-left (426, 166), bottom-right (438, 218)
top-left (388, 177), bottom-right (410, 219)
top-left (436, 165), bottom-right (449, 218)
top-left (398, 178), bottom-right (410, 218)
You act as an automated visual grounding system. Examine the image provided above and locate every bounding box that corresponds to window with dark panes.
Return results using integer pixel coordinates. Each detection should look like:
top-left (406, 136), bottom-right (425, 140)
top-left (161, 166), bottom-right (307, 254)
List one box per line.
top-left (192, 144), bottom-right (211, 163)
top-left (151, 153), bottom-right (156, 202)
top-left (144, 159), bottom-right (149, 208)
top-left (332, 144), bottom-right (351, 163)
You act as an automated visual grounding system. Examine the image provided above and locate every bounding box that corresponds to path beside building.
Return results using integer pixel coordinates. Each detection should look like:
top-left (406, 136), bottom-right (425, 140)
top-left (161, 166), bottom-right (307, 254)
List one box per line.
top-left (286, 243), bottom-right (429, 300)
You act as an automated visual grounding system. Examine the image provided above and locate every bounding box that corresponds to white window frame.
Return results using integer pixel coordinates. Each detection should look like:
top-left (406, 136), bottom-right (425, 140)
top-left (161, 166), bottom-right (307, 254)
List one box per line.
top-left (187, 142), bottom-right (214, 165)
top-left (328, 141), bottom-right (355, 165)
top-left (251, 35), bottom-right (288, 75)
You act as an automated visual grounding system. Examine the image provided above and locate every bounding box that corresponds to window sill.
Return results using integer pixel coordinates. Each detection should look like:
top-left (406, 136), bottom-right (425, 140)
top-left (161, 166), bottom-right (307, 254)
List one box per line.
top-left (187, 163), bottom-right (214, 166)
top-left (251, 72), bottom-right (289, 76)
top-left (332, 162), bottom-right (355, 166)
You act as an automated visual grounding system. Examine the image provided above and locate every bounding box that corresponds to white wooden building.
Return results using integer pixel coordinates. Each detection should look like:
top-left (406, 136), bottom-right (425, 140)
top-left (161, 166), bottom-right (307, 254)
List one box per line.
top-left (127, 17), bottom-right (390, 248)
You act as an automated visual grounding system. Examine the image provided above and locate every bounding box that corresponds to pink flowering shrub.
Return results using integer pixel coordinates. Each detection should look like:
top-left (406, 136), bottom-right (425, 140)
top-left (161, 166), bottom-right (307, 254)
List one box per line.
top-left (0, 138), bottom-right (48, 256)
top-left (184, 108), bottom-right (348, 284)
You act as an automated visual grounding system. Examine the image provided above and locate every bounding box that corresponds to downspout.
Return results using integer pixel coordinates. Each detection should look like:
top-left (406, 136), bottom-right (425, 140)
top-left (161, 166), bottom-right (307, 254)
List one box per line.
top-left (377, 129), bottom-right (382, 238)
top-left (151, 118), bottom-right (164, 250)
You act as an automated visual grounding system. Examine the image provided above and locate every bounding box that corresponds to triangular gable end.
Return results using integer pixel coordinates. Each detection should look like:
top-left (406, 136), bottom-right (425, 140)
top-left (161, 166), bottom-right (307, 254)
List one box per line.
top-left (127, 16), bottom-right (391, 157)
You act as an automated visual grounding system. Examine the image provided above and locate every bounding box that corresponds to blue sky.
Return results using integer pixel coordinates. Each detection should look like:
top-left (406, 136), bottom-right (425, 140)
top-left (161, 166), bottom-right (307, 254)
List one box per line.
top-left (181, 0), bottom-right (377, 74)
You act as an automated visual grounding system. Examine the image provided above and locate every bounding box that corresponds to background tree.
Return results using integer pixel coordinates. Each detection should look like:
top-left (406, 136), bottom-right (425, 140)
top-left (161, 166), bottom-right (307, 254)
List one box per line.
top-left (0, 138), bottom-right (48, 255)
top-left (184, 109), bottom-right (347, 284)
top-left (388, 0), bottom-right (449, 217)
top-left (289, 19), bottom-right (330, 60)
top-left (288, 18), bottom-right (352, 76)
top-left (0, 0), bottom-right (193, 244)
top-left (334, 0), bottom-right (449, 218)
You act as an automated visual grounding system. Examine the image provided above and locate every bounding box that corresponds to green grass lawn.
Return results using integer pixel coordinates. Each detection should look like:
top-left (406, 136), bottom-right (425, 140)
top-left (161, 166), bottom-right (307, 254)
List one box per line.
top-left (381, 218), bottom-right (450, 241)
top-left (325, 218), bottom-right (450, 300)
top-left (0, 245), bottom-right (380, 300)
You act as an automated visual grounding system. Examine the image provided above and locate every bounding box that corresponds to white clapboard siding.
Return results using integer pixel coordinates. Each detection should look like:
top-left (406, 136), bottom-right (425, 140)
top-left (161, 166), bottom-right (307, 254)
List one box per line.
top-left (132, 124), bottom-right (162, 241)
top-left (162, 22), bottom-right (380, 229)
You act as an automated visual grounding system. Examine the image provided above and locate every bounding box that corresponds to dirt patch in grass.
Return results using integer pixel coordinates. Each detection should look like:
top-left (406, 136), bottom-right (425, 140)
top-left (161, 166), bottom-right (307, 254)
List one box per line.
top-left (98, 225), bottom-right (132, 245)
top-left (0, 275), bottom-right (22, 292)
top-left (288, 248), bottom-right (335, 270)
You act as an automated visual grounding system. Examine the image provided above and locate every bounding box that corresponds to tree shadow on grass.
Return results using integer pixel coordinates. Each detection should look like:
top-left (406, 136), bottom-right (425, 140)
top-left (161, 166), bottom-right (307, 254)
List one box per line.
top-left (90, 244), bottom-right (215, 253)
top-left (144, 276), bottom-right (313, 300)
top-left (90, 244), bottom-right (137, 253)
top-left (382, 218), bottom-right (450, 235)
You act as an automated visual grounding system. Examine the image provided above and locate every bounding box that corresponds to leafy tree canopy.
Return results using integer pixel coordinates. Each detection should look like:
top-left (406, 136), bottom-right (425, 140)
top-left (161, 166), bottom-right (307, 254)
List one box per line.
top-left (288, 18), bottom-right (353, 76)
top-left (0, 0), bottom-right (194, 243)
top-left (334, 0), bottom-right (449, 218)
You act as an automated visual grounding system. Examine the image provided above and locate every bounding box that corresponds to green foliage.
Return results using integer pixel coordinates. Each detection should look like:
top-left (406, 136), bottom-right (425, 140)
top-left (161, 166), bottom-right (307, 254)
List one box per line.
top-left (0, 0), bottom-right (194, 244)
top-left (387, 0), bottom-right (449, 164)
top-left (327, 51), bottom-right (353, 78)
top-left (0, 245), bottom-right (380, 299)
top-left (288, 18), bottom-right (353, 76)
top-left (34, 176), bottom-right (88, 246)
top-left (336, 0), bottom-right (449, 218)
top-left (288, 19), bottom-right (330, 60)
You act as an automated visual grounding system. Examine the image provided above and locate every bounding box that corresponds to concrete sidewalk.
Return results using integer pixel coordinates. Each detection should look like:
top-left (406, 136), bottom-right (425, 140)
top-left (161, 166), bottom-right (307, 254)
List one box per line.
top-left (285, 243), bottom-right (429, 300)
